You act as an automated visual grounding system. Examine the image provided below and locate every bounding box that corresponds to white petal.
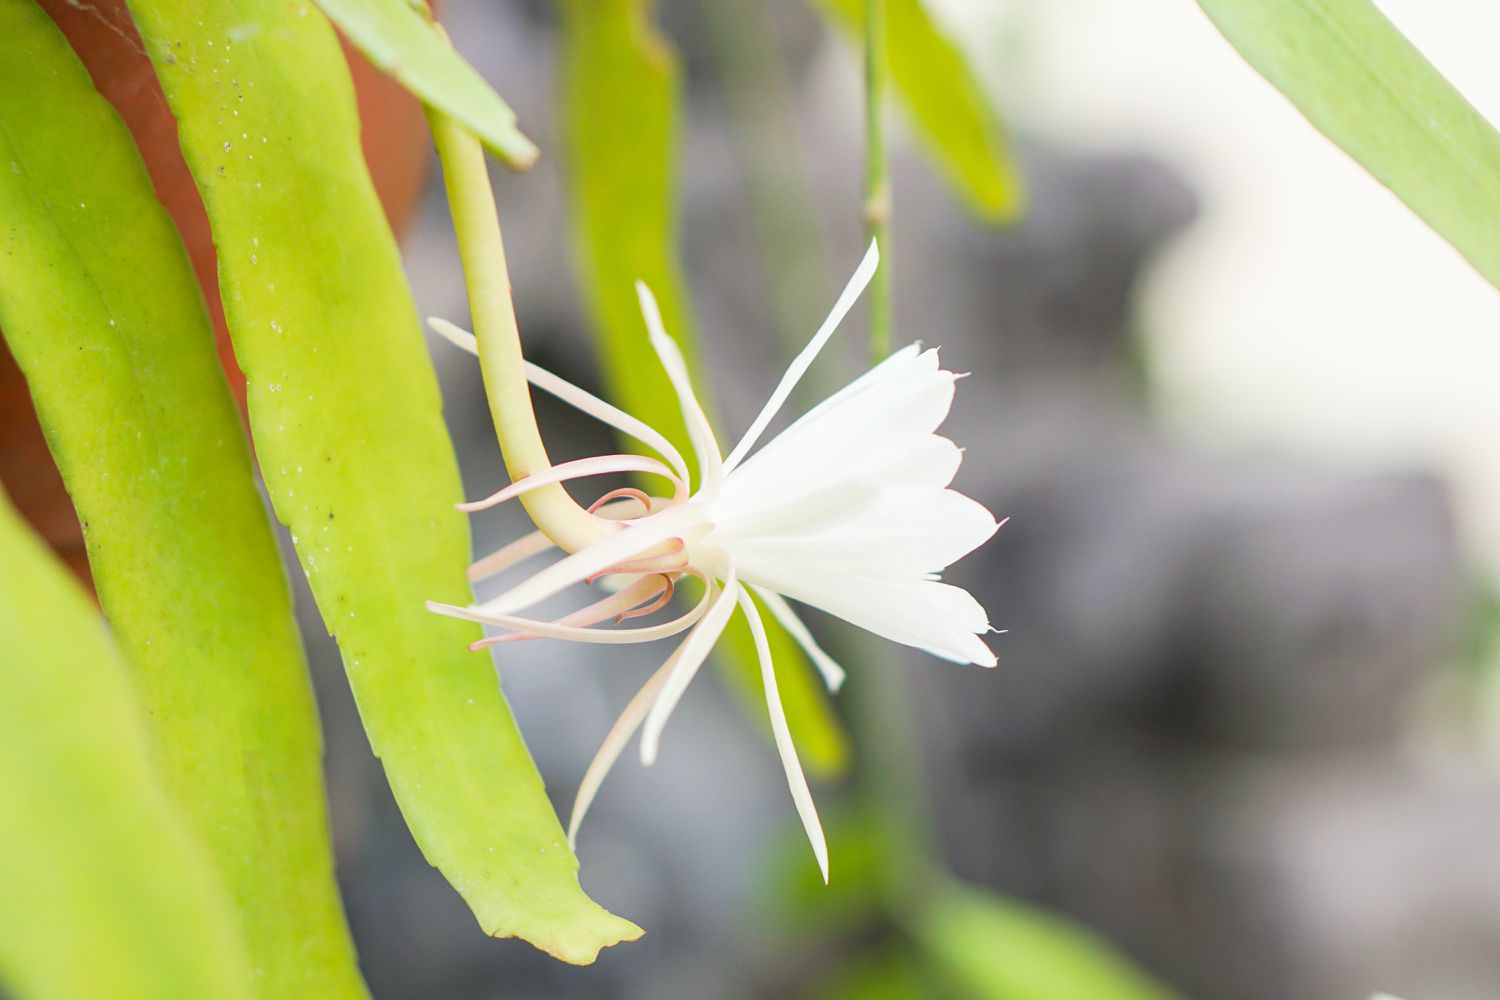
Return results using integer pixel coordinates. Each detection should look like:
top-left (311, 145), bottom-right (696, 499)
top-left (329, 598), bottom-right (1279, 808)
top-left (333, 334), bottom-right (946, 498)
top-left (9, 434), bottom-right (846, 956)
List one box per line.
top-left (736, 585), bottom-right (829, 882)
top-left (474, 502), bottom-right (707, 615)
top-left (635, 282), bottom-right (725, 497)
top-left (723, 239), bottom-right (880, 474)
top-left (639, 561), bottom-right (739, 765)
top-left (740, 570), bottom-right (996, 667)
top-left (716, 352), bottom-right (955, 525)
top-left (458, 453), bottom-right (682, 512)
top-left (731, 488), bottom-right (998, 578)
top-left (469, 529), bottom-right (553, 583)
top-left (429, 316), bottom-right (691, 486)
top-left (568, 642), bottom-right (683, 847)
top-left (751, 585), bottom-right (846, 693)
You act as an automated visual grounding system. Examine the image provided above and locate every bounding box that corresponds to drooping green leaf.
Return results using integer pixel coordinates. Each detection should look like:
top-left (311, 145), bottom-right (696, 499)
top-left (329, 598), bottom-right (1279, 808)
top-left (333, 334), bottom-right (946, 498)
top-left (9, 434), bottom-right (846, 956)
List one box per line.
top-left (311, 0), bottom-right (538, 170)
top-left (1198, 0), bottom-right (1500, 293)
top-left (915, 885), bottom-right (1184, 1000)
top-left (557, 0), bottom-right (849, 780)
top-left (0, 486), bottom-right (255, 1000)
top-left (124, 0), bottom-right (638, 963)
top-left (818, 0), bottom-right (1024, 222)
top-left (0, 6), bottom-right (366, 995)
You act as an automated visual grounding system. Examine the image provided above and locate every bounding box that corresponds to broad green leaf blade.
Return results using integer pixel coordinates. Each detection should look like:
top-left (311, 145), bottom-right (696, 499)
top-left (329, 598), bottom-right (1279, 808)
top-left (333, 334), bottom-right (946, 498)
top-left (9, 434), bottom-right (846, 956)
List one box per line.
top-left (556, 0), bottom-right (849, 779)
top-left (0, 486), bottom-right (255, 1000)
top-left (125, 0), bottom-right (638, 963)
top-left (916, 885), bottom-right (1184, 1000)
top-left (1198, 0), bottom-right (1500, 292)
top-left (311, 0), bottom-right (538, 170)
top-left (819, 0), bottom-right (1024, 222)
top-left (0, 6), bottom-right (366, 996)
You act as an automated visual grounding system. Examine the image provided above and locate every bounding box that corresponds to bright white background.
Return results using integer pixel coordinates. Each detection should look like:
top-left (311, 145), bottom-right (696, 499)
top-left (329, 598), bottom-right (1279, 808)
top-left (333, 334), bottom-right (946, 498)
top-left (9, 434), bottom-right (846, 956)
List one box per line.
top-left (942, 0), bottom-right (1500, 580)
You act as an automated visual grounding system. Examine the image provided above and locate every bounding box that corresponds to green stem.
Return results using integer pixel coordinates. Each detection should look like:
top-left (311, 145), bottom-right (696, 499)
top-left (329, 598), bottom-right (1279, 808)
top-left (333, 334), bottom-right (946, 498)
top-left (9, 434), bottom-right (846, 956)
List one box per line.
top-left (863, 0), bottom-right (892, 358)
top-left (428, 109), bottom-right (615, 554)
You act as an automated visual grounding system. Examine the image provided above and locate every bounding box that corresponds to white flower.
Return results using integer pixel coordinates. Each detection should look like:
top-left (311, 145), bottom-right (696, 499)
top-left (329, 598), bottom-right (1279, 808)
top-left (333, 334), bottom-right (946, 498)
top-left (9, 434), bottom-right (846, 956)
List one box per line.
top-left (428, 240), bottom-right (999, 880)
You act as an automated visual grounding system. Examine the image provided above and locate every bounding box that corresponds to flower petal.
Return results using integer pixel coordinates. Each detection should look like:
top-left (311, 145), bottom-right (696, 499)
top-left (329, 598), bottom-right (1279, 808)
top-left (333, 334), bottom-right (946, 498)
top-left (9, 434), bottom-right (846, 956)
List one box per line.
top-left (429, 316), bottom-right (691, 486)
top-left (716, 350), bottom-right (955, 526)
top-left (567, 642), bottom-right (683, 847)
top-left (635, 282), bottom-right (725, 498)
top-left (737, 586), bottom-right (829, 882)
top-left (751, 585), bottom-right (846, 693)
top-left (458, 453), bottom-right (683, 512)
top-left (740, 569), bottom-right (996, 667)
top-left (468, 529), bottom-right (553, 583)
top-left (722, 239), bottom-right (880, 474)
top-left (639, 561), bottom-right (739, 765)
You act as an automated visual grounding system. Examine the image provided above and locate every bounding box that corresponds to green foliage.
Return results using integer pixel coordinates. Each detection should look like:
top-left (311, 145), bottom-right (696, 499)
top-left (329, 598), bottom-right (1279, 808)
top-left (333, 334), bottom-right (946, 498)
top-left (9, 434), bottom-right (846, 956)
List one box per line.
top-left (556, 0), bottom-right (849, 778)
top-left (761, 810), bottom-right (1181, 1000)
top-left (311, 0), bottom-right (538, 169)
top-left (819, 0), bottom-right (1024, 222)
top-left (914, 886), bottom-right (1184, 1000)
top-left (1199, 0), bottom-right (1500, 293)
top-left (0, 486), bottom-right (255, 1000)
top-left (125, 0), bottom-right (637, 963)
top-left (0, 6), bottom-right (365, 995)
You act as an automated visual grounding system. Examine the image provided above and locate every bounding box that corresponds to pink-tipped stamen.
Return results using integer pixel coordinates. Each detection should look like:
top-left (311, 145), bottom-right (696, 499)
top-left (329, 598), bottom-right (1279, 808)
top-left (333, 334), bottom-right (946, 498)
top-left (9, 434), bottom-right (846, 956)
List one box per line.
top-left (469, 576), bottom-right (666, 648)
top-left (457, 454), bottom-right (685, 513)
top-left (468, 530), bottom-right (554, 583)
top-left (427, 572), bottom-right (712, 646)
top-left (588, 487), bottom-right (653, 515)
top-left (617, 575), bottom-right (675, 623)
top-left (585, 538), bottom-right (688, 584)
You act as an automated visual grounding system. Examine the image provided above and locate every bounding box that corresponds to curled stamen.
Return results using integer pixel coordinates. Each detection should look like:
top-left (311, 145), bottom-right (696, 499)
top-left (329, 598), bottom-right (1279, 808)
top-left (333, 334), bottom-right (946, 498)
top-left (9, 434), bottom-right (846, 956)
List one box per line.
top-left (467, 576), bottom-right (667, 648)
top-left (585, 538), bottom-right (687, 584)
top-left (427, 569), bottom-right (712, 646)
top-left (588, 488), bottom-right (652, 515)
top-left (616, 575), bottom-right (675, 623)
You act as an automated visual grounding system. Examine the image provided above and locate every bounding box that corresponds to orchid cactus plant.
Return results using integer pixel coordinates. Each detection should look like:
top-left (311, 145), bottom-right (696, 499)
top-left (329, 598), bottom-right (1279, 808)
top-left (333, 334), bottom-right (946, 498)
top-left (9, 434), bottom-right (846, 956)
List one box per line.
top-left (2, 0), bottom-right (1497, 997)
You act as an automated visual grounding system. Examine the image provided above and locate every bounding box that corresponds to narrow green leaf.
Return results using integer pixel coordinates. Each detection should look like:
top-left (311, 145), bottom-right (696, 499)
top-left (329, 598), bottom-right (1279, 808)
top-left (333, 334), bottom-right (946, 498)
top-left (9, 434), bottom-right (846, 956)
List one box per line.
top-left (819, 0), bottom-right (1024, 222)
top-left (915, 885), bottom-right (1184, 1000)
top-left (0, 486), bottom-right (255, 1000)
top-left (556, 0), bottom-right (849, 779)
top-left (125, 0), bottom-right (638, 962)
top-left (311, 0), bottom-right (538, 170)
top-left (1198, 0), bottom-right (1500, 292)
top-left (0, 6), bottom-right (366, 995)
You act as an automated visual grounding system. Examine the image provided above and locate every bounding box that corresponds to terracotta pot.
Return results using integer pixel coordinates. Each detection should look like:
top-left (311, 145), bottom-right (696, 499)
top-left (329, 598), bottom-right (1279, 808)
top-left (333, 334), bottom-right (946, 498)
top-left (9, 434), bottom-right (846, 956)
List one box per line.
top-left (2, 1), bottom-right (431, 580)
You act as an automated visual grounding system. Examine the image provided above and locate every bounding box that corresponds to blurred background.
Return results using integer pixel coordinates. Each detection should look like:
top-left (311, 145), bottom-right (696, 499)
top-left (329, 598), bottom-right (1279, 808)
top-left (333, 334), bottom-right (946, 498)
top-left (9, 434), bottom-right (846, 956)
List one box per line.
top-left (318, 0), bottom-right (1500, 998)
top-left (13, 0), bottom-right (1500, 997)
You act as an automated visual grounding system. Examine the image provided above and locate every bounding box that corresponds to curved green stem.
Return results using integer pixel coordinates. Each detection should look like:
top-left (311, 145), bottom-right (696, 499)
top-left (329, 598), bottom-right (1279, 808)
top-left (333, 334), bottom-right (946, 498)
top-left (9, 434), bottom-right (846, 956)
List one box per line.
top-left (428, 110), bottom-right (617, 554)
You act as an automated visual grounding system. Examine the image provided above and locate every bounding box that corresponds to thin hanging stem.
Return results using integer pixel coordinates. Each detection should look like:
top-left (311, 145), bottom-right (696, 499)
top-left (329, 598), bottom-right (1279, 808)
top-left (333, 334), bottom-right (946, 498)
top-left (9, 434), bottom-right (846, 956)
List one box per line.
top-left (427, 109), bottom-right (616, 554)
top-left (863, 0), bottom-right (892, 358)
top-left (853, 0), bottom-right (940, 910)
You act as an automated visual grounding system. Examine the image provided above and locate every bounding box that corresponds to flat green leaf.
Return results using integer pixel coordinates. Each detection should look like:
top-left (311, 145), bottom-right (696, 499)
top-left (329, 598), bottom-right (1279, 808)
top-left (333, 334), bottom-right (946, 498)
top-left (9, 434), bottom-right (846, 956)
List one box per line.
top-left (557, 0), bottom-right (849, 779)
top-left (819, 0), bottom-right (1024, 222)
top-left (0, 6), bottom-right (366, 995)
top-left (311, 0), bottom-right (538, 170)
top-left (915, 885), bottom-right (1184, 1000)
top-left (0, 486), bottom-right (255, 1000)
top-left (125, 0), bottom-right (638, 963)
top-left (1199, 0), bottom-right (1500, 292)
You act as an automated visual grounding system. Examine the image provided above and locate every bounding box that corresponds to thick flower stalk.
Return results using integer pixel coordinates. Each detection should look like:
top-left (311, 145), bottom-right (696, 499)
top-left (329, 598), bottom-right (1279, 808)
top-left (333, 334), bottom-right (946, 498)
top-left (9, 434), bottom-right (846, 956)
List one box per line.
top-left (427, 239), bottom-right (999, 881)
